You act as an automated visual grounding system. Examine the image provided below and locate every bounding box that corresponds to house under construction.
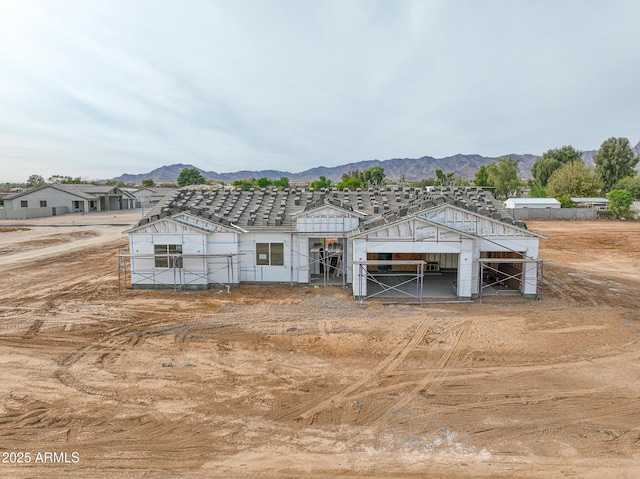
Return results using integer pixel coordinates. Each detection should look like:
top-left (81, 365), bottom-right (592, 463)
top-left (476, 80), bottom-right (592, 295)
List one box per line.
top-left (122, 186), bottom-right (545, 301)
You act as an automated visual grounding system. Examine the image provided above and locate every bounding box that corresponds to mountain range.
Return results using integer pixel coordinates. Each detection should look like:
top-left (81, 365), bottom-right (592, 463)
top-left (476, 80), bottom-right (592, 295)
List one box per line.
top-left (112, 143), bottom-right (640, 185)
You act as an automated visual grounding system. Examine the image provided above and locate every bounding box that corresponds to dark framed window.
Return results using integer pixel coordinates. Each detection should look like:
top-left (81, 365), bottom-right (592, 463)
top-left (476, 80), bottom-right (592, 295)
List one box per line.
top-left (256, 243), bottom-right (284, 266)
top-left (154, 244), bottom-right (183, 268)
top-left (21, 200), bottom-right (28, 208)
top-left (40, 200), bottom-right (47, 207)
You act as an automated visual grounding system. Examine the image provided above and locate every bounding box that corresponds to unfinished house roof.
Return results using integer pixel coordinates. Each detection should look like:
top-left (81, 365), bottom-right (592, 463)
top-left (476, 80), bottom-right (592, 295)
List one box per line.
top-left (135, 186), bottom-right (524, 232)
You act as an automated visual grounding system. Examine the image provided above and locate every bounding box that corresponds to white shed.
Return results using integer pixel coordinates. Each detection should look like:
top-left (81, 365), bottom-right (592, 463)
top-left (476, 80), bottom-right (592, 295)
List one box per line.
top-left (504, 198), bottom-right (561, 209)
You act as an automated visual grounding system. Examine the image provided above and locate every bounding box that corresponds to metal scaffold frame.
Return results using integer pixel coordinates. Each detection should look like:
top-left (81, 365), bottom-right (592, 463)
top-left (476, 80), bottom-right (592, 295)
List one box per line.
top-left (353, 260), bottom-right (426, 305)
top-left (289, 228), bottom-right (349, 289)
top-left (477, 257), bottom-right (544, 302)
top-left (117, 252), bottom-right (241, 292)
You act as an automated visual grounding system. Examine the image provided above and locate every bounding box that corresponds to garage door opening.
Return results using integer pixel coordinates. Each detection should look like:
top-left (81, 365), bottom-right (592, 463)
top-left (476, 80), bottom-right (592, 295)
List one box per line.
top-left (356, 253), bottom-right (459, 303)
top-left (479, 251), bottom-right (543, 300)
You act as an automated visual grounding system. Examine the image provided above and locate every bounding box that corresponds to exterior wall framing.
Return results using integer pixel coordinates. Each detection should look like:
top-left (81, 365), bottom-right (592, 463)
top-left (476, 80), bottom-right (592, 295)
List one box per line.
top-left (121, 187), bottom-right (546, 301)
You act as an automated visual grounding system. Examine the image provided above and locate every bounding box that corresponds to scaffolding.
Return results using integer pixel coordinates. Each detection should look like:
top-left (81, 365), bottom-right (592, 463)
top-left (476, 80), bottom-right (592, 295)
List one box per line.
top-left (353, 260), bottom-right (426, 305)
top-left (308, 240), bottom-right (345, 285)
top-left (477, 257), bottom-right (544, 302)
top-left (288, 226), bottom-right (349, 289)
top-left (117, 251), bottom-right (241, 292)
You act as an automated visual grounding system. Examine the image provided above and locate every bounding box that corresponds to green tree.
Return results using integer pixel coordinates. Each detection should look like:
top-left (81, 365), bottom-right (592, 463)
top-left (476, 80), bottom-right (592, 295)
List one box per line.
top-left (593, 137), bottom-right (638, 191)
top-left (358, 166), bottom-right (385, 188)
top-left (473, 165), bottom-right (493, 187)
top-left (49, 175), bottom-right (83, 184)
top-left (547, 145), bottom-right (583, 164)
top-left (273, 176), bottom-right (290, 189)
top-left (607, 189), bottom-right (634, 218)
top-left (557, 195), bottom-right (575, 208)
top-left (341, 170), bottom-right (359, 180)
top-left (232, 178), bottom-right (255, 190)
top-left (335, 176), bottom-right (362, 189)
top-left (613, 176), bottom-right (640, 199)
top-left (532, 145), bottom-right (582, 187)
top-left (531, 156), bottom-right (561, 187)
top-left (26, 174), bottom-right (46, 188)
top-left (546, 161), bottom-right (603, 198)
top-left (486, 157), bottom-right (521, 198)
top-left (177, 167), bottom-right (206, 187)
top-left (529, 182), bottom-right (547, 198)
top-left (310, 176), bottom-right (332, 189)
top-left (452, 176), bottom-right (470, 186)
top-left (434, 169), bottom-right (454, 186)
top-left (255, 177), bottom-right (273, 188)
top-left (141, 178), bottom-right (155, 188)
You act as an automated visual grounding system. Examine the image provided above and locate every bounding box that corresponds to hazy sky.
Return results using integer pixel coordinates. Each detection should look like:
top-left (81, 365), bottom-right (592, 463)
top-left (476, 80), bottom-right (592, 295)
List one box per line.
top-left (1, 0), bottom-right (639, 183)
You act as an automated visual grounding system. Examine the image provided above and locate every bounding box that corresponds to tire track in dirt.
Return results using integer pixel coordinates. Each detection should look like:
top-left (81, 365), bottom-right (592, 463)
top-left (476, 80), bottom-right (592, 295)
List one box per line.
top-left (272, 320), bottom-right (431, 422)
top-left (543, 263), bottom-right (640, 309)
top-left (55, 370), bottom-right (117, 398)
top-left (351, 347), bottom-right (640, 396)
top-left (353, 320), bottom-right (472, 431)
top-left (610, 424), bottom-right (640, 450)
top-left (24, 319), bottom-right (44, 336)
top-left (53, 317), bottom-right (174, 398)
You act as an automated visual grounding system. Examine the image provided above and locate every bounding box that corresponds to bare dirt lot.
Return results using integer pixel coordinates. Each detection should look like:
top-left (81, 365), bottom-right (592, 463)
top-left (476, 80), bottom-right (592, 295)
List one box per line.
top-left (0, 212), bottom-right (639, 478)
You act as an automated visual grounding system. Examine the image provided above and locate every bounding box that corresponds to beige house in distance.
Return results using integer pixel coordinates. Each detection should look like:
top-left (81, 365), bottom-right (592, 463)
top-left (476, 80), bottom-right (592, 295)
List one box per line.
top-left (1, 184), bottom-right (136, 219)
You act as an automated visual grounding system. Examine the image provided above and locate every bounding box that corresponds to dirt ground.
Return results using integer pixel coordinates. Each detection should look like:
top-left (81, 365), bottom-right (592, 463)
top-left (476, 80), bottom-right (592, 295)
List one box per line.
top-left (0, 211), bottom-right (639, 478)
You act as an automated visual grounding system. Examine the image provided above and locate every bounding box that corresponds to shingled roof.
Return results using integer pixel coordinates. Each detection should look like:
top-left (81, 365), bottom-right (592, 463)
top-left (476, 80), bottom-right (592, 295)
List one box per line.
top-left (136, 186), bottom-right (523, 231)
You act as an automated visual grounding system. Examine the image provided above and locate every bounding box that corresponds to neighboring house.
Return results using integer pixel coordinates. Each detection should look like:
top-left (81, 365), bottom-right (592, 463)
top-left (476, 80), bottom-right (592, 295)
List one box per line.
top-left (504, 198), bottom-right (561, 209)
top-left (131, 188), bottom-right (177, 208)
top-left (123, 186), bottom-right (545, 301)
top-left (1, 184), bottom-right (136, 219)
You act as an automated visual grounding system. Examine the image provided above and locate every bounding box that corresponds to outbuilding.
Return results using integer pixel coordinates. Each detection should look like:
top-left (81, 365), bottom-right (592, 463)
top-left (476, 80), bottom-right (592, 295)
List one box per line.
top-left (504, 198), bottom-right (561, 209)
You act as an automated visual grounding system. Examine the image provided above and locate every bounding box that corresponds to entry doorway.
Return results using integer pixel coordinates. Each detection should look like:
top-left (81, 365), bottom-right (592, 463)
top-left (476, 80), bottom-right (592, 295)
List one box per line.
top-left (309, 238), bottom-right (345, 286)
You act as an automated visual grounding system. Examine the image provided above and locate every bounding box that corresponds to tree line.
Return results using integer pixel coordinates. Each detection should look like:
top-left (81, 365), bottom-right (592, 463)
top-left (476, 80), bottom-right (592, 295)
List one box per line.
top-left (11, 137), bottom-right (639, 218)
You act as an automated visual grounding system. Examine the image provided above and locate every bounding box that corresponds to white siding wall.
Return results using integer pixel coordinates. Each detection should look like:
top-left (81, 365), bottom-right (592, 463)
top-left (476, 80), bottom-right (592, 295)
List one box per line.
top-left (296, 216), bottom-right (360, 234)
top-left (130, 232), bottom-right (208, 286)
top-left (206, 231), bottom-right (240, 285)
top-left (457, 238), bottom-right (474, 298)
top-left (352, 238), bottom-right (367, 297)
top-left (239, 232), bottom-right (293, 283)
top-left (296, 237), bottom-right (310, 283)
top-left (522, 241), bottom-right (540, 296)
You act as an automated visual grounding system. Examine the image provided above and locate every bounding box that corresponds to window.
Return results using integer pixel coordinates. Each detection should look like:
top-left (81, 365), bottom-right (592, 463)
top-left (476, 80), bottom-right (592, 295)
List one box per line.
top-left (40, 200), bottom-right (47, 207)
top-left (256, 242), bottom-right (284, 266)
top-left (154, 244), bottom-right (183, 268)
top-left (21, 200), bottom-right (28, 208)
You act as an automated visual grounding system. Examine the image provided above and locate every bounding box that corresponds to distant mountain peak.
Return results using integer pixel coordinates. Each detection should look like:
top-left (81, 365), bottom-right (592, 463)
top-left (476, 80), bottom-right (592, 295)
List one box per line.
top-left (111, 147), bottom-right (637, 185)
